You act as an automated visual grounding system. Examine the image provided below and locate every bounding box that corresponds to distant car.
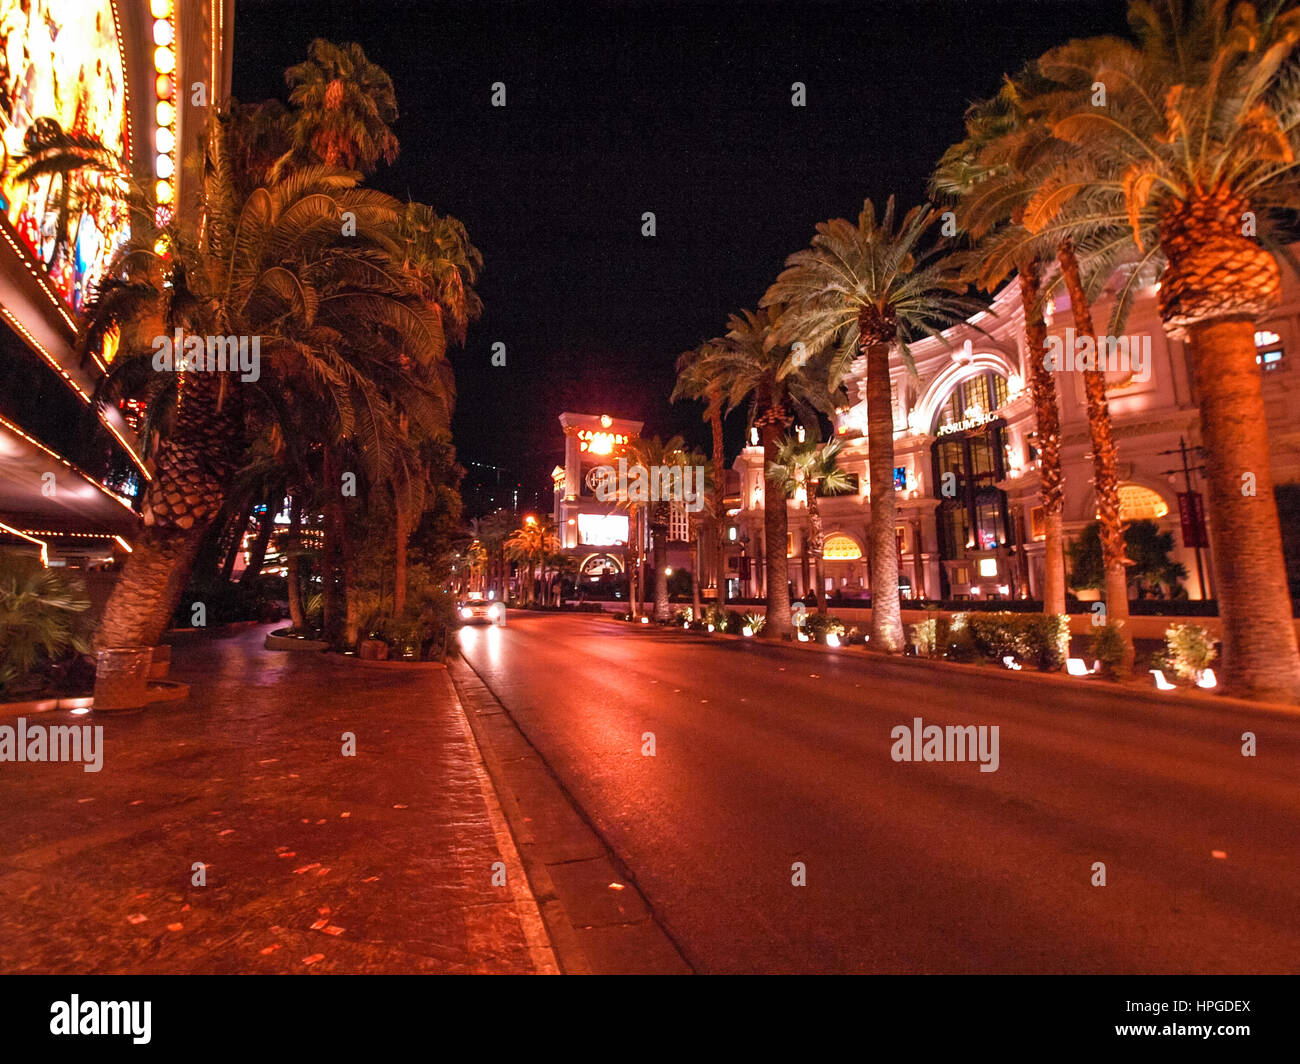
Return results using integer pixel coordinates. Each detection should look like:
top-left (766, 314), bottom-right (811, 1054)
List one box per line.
top-left (457, 597), bottom-right (506, 626)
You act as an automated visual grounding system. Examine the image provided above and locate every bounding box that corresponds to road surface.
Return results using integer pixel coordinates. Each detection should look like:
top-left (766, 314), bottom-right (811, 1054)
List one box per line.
top-left (456, 612), bottom-right (1300, 974)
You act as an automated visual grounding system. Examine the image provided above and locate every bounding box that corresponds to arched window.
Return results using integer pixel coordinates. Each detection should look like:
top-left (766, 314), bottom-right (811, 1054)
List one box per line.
top-left (1114, 484), bottom-right (1169, 522)
top-left (823, 535), bottom-right (863, 560)
top-left (933, 370), bottom-right (1010, 434)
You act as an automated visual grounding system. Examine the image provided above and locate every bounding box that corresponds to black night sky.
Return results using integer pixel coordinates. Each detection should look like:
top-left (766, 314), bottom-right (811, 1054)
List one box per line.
top-left (231, 0), bottom-right (1131, 514)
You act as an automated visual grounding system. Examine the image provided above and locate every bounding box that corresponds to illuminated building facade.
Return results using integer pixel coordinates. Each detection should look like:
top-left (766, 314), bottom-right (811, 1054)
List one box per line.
top-left (553, 412), bottom-right (642, 583)
top-left (551, 411), bottom-right (704, 598)
top-left (0, 0), bottom-right (233, 567)
top-left (732, 261), bottom-right (1300, 605)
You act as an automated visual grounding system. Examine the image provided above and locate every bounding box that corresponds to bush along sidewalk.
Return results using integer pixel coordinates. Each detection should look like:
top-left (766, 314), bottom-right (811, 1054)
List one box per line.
top-left (909, 611), bottom-right (1069, 672)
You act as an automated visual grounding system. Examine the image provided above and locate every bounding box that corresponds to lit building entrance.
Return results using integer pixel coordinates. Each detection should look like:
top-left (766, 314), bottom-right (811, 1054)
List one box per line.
top-left (930, 370), bottom-right (1016, 599)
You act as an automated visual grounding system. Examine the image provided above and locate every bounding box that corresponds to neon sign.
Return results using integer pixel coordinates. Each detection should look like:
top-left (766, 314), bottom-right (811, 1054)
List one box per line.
top-left (0, 0), bottom-right (131, 313)
top-left (577, 429), bottom-right (628, 455)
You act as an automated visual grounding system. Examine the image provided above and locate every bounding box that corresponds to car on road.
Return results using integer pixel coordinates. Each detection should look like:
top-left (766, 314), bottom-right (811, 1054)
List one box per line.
top-left (457, 593), bottom-right (506, 626)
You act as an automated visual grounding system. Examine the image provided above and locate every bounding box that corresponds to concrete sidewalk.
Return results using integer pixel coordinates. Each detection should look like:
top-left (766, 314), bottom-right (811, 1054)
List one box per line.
top-left (0, 624), bottom-right (556, 974)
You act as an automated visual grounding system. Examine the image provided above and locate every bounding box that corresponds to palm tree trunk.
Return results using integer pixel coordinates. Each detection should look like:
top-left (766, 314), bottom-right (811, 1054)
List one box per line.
top-left (708, 387), bottom-right (727, 605)
top-left (626, 505), bottom-right (639, 616)
top-left (95, 368), bottom-right (240, 650)
top-left (1019, 262), bottom-right (1067, 617)
top-left (691, 521), bottom-right (702, 619)
top-left (809, 493), bottom-right (827, 615)
top-left (322, 445), bottom-right (347, 646)
top-left (759, 411), bottom-right (791, 637)
top-left (96, 526), bottom-right (209, 647)
top-left (394, 495), bottom-right (407, 615)
top-left (1058, 241), bottom-right (1133, 674)
top-left (286, 495), bottom-right (306, 630)
top-left (1186, 316), bottom-right (1300, 702)
top-left (652, 508), bottom-right (670, 621)
top-left (864, 341), bottom-right (903, 652)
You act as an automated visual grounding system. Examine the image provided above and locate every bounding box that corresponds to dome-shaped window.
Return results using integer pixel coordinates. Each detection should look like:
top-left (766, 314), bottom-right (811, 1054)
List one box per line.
top-left (1114, 484), bottom-right (1169, 522)
top-left (823, 535), bottom-right (863, 560)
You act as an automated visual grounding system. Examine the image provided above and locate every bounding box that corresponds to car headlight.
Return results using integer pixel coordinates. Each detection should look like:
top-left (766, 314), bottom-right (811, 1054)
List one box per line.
top-left (488, 603), bottom-right (504, 618)
top-left (460, 608), bottom-right (473, 619)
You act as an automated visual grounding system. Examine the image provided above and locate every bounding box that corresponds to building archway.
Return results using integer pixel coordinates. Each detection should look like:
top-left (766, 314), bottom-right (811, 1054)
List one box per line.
top-left (927, 366), bottom-right (1019, 600)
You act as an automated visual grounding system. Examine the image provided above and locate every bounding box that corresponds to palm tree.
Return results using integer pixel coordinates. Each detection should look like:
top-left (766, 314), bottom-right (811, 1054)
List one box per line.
top-left (767, 436), bottom-right (855, 615)
top-left (626, 434), bottom-right (689, 621)
top-left (673, 343), bottom-right (732, 606)
top-left (930, 74), bottom-right (1135, 668)
top-left (464, 539), bottom-right (487, 593)
top-left (83, 115), bottom-right (447, 652)
top-left (674, 308), bottom-right (831, 637)
top-left (1017, 1), bottom-right (1300, 701)
top-left (932, 87), bottom-right (1071, 617)
top-left (764, 198), bottom-right (983, 652)
top-left (473, 511), bottom-right (511, 599)
top-left (504, 520), bottom-right (559, 606)
top-left (278, 39), bottom-right (399, 175)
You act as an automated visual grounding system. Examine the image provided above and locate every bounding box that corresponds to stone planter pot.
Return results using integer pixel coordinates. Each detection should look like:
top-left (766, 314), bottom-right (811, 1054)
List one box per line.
top-left (358, 639), bottom-right (389, 661)
top-left (93, 647), bottom-right (154, 711)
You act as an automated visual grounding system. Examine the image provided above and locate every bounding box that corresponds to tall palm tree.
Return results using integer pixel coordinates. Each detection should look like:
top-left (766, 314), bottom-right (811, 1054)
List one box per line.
top-left (278, 39), bottom-right (399, 176)
top-left (764, 198), bottom-right (983, 652)
top-left (931, 74), bottom-right (1135, 666)
top-left (474, 510), bottom-right (511, 599)
top-left (83, 116), bottom-right (447, 651)
top-left (673, 343), bottom-right (732, 605)
top-left (767, 436), bottom-right (855, 615)
top-left (627, 435), bottom-right (690, 621)
top-left (932, 87), bottom-right (1071, 617)
top-left (505, 520), bottom-right (559, 606)
top-left (674, 308), bottom-right (831, 637)
top-left (1017, 0), bottom-right (1300, 701)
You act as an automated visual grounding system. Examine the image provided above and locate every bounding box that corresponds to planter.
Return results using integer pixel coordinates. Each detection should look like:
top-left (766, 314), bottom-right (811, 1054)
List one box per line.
top-left (265, 629), bottom-right (329, 652)
top-left (92, 647), bottom-right (154, 712)
top-left (358, 639), bottom-right (389, 661)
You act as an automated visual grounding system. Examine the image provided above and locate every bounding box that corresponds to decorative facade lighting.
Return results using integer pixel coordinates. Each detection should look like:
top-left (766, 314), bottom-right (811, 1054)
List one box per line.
top-left (152, 0), bottom-right (178, 230)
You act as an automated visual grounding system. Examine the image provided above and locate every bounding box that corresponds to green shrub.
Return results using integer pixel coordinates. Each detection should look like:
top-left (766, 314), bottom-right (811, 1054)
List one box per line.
top-left (1024, 614), bottom-right (1070, 671)
top-left (1165, 623), bottom-right (1217, 681)
top-left (725, 609), bottom-right (745, 632)
top-left (702, 604), bottom-right (729, 631)
top-left (740, 611), bottom-right (765, 635)
top-left (966, 613), bottom-right (1027, 660)
top-left (674, 606), bottom-right (694, 625)
top-left (805, 614), bottom-right (846, 642)
top-left (944, 622), bottom-right (979, 662)
top-left (934, 611), bottom-right (1071, 671)
top-left (909, 617), bottom-right (938, 656)
top-left (0, 552), bottom-right (92, 695)
top-left (1088, 622), bottom-right (1129, 679)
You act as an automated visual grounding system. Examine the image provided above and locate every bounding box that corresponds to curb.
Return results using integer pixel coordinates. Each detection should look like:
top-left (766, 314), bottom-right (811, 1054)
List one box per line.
top-left (607, 617), bottom-right (1300, 719)
top-left (447, 657), bottom-right (592, 975)
top-left (449, 652), bottom-right (694, 975)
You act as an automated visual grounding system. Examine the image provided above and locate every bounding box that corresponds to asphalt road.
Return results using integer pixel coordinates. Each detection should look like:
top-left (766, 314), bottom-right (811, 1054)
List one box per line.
top-left (456, 612), bottom-right (1300, 974)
